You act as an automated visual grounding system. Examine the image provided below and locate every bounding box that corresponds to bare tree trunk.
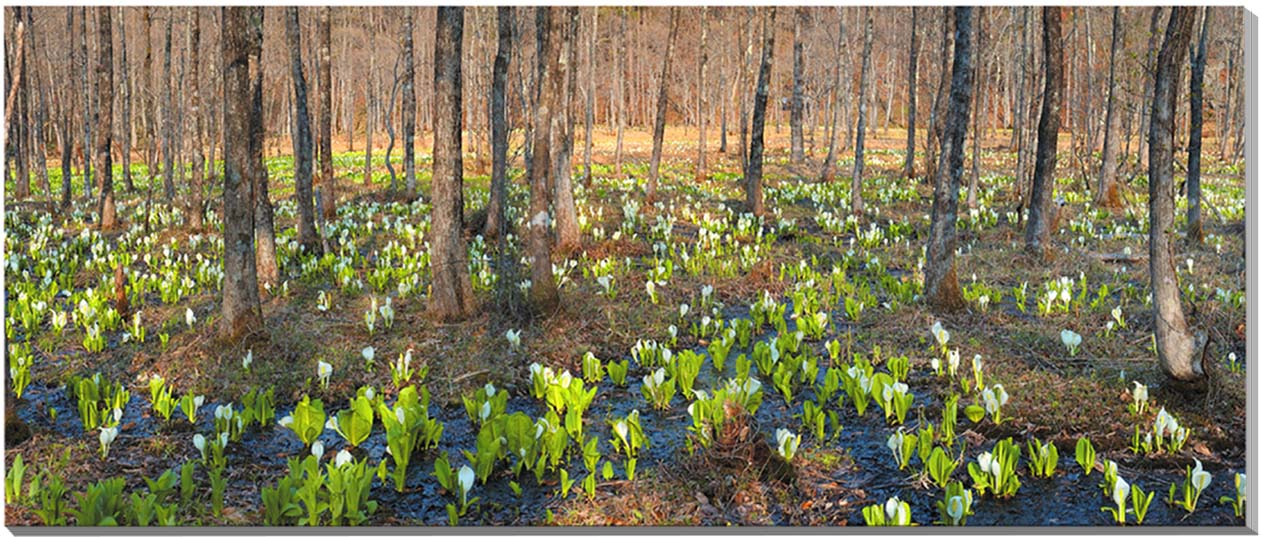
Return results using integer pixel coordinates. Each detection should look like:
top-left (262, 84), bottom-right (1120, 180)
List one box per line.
top-left (965, 8), bottom-right (983, 210)
top-left (187, 8), bottom-right (205, 229)
top-left (484, 6), bottom-right (513, 240)
top-left (142, 7), bottom-right (156, 183)
top-left (60, 8), bottom-right (73, 208)
top-left (118, 9), bottom-right (133, 193)
top-left (286, 7), bottom-right (321, 253)
top-left (429, 6), bottom-right (478, 322)
top-left (583, 8), bottom-right (597, 186)
top-left (1149, 7), bottom-right (1204, 385)
top-left (924, 6), bottom-right (974, 312)
top-left (32, 11), bottom-right (52, 201)
top-left (819, 8), bottom-right (845, 183)
top-left (924, 8), bottom-right (952, 183)
top-left (162, 10), bottom-right (174, 201)
top-left (318, 7), bottom-right (335, 219)
top-left (364, 9), bottom-right (375, 187)
top-left (1136, 7), bottom-right (1164, 171)
top-left (402, 8), bottom-right (417, 200)
top-left (553, 7), bottom-right (581, 253)
top-left (1186, 9), bottom-right (1209, 243)
top-left (220, 6), bottom-right (263, 342)
top-left (646, 7), bottom-right (680, 201)
top-left (903, 7), bottom-right (919, 179)
top-left (613, 8), bottom-right (627, 177)
top-left (738, 8), bottom-right (754, 177)
top-left (81, 8), bottom-right (93, 198)
top-left (696, 7), bottom-right (709, 182)
top-left (850, 8), bottom-right (873, 215)
top-left (789, 7), bottom-right (806, 166)
top-left (746, 7), bottom-right (776, 217)
top-left (1013, 7), bottom-right (1031, 203)
top-left (1096, 7), bottom-right (1124, 210)
top-left (527, 7), bottom-right (562, 312)
top-left (95, 7), bottom-right (117, 229)
top-left (250, 8), bottom-right (279, 287)
top-left (1024, 7), bottom-right (1064, 258)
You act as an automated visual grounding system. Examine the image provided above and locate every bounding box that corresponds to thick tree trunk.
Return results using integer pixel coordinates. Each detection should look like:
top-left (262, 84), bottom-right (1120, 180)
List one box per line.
top-left (95, 7), bottom-right (117, 229)
top-left (1149, 7), bottom-right (1204, 385)
top-left (187, 8), bottom-right (205, 230)
top-left (1186, 9), bottom-right (1209, 243)
top-left (1096, 7), bottom-right (1124, 209)
top-left (1023, 7), bottom-right (1064, 258)
top-left (484, 6), bottom-right (513, 240)
top-left (553, 7), bottom-right (582, 253)
top-left (250, 8), bottom-right (279, 287)
top-left (318, 7), bottom-right (335, 219)
top-left (819, 9), bottom-right (844, 183)
top-left (696, 8), bottom-right (708, 182)
top-left (903, 7), bottom-right (919, 179)
top-left (789, 7), bottom-right (806, 166)
top-left (429, 6), bottom-right (478, 322)
top-left (286, 7), bottom-right (321, 253)
top-left (746, 7), bottom-right (776, 217)
top-left (527, 7), bottom-right (562, 312)
top-left (924, 6), bottom-right (974, 312)
top-left (403, 8), bottom-right (417, 199)
top-left (850, 9), bottom-right (873, 215)
top-left (646, 7), bottom-right (680, 200)
top-left (219, 6), bottom-right (263, 341)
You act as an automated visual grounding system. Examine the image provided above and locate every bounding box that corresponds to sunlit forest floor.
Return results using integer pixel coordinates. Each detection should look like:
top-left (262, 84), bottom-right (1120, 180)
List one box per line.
top-left (3, 125), bottom-right (1247, 526)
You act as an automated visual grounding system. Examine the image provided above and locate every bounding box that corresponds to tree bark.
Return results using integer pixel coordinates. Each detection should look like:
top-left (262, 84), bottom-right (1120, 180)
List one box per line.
top-left (95, 7), bottom-right (117, 229)
top-left (402, 8), bottom-right (417, 199)
top-left (850, 9), bottom-right (873, 215)
top-left (696, 7), bottom-right (709, 182)
top-left (286, 7), bottom-right (321, 254)
top-left (527, 7), bottom-right (562, 312)
top-left (924, 8), bottom-right (952, 184)
top-left (583, 8), bottom-right (597, 186)
top-left (553, 7), bottom-right (582, 253)
top-left (924, 6), bottom-right (974, 312)
top-left (1096, 6), bottom-right (1124, 210)
top-left (965, 8), bottom-right (984, 210)
top-left (1186, 9), bottom-right (1209, 243)
top-left (81, 8), bottom-right (93, 198)
top-left (646, 7), bottom-right (680, 201)
top-left (318, 7), bottom-right (335, 219)
top-left (118, 9), bottom-right (133, 193)
top-left (1023, 7), bottom-right (1064, 258)
top-left (364, 9), bottom-right (375, 187)
top-left (819, 9), bottom-right (845, 183)
top-left (60, 7), bottom-right (73, 208)
top-left (1136, 8), bottom-right (1164, 171)
top-left (789, 7), bottom-right (806, 166)
top-left (219, 6), bottom-right (263, 341)
top-left (187, 8), bottom-right (205, 229)
top-left (429, 6), bottom-right (478, 322)
top-left (484, 6), bottom-right (513, 240)
top-left (1148, 7), bottom-right (1204, 385)
top-left (614, 8), bottom-right (627, 177)
top-left (746, 7), bottom-right (776, 217)
top-left (162, 10), bottom-right (174, 201)
top-left (250, 8), bottom-right (279, 287)
top-left (903, 7), bottom-right (919, 179)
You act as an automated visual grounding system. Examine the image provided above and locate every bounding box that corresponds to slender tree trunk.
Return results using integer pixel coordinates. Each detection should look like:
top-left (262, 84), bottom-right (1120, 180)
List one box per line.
top-left (117, 10), bottom-right (133, 193)
top-left (1149, 7), bottom-right (1204, 385)
top-left (965, 8), bottom-right (984, 210)
top-left (527, 7), bottom-right (562, 312)
top-left (219, 6), bottom-right (263, 342)
top-left (402, 8), bottom-right (417, 199)
top-left (646, 7), bottom-right (680, 200)
top-left (613, 8), bottom-right (627, 178)
top-left (81, 8), bottom-right (93, 198)
top-left (429, 6), bottom-right (478, 321)
top-left (60, 7), bottom-right (73, 208)
top-left (738, 8), bottom-right (754, 177)
top-left (696, 7), bottom-right (709, 182)
top-left (250, 8), bottom-right (279, 287)
top-left (318, 7), bottom-right (335, 219)
top-left (850, 9), bottom-right (873, 215)
top-left (1186, 9), bottom-right (1209, 242)
top-left (1096, 7), bottom-right (1124, 209)
top-left (819, 8), bottom-right (844, 183)
top-left (286, 8), bottom-right (320, 253)
top-left (924, 6), bottom-right (974, 312)
top-left (924, 8), bottom-right (952, 183)
top-left (903, 7), bottom-right (919, 179)
top-left (1136, 7), bottom-right (1164, 171)
top-left (484, 7), bottom-right (513, 240)
top-left (1024, 7), bottom-right (1065, 258)
top-left (789, 7), bottom-right (806, 166)
top-left (187, 8), bottom-right (205, 229)
top-left (162, 11), bottom-right (175, 201)
top-left (583, 8), bottom-right (597, 186)
top-left (553, 7), bottom-right (582, 253)
top-left (31, 11), bottom-right (51, 201)
top-left (746, 7), bottom-right (776, 217)
top-left (1013, 7), bottom-right (1031, 202)
top-left (364, 9), bottom-right (375, 187)
top-left (95, 7), bottom-right (117, 229)
top-left (143, 7), bottom-right (156, 182)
